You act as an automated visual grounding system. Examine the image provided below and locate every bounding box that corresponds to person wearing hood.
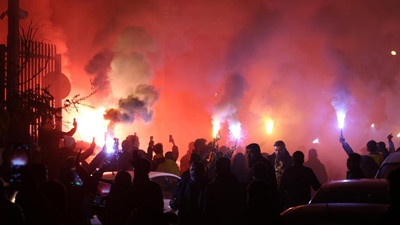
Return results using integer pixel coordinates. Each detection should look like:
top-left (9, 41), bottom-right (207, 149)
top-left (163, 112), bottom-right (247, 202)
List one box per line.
top-left (267, 140), bottom-right (292, 185)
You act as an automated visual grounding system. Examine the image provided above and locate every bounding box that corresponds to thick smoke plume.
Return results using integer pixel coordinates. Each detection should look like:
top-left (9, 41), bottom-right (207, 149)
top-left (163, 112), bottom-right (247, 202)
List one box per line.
top-left (104, 84), bottom-right (159, 125)
top-left (84, 49), bottom-right (114, 97)
top-left (213, 73), bottom-right (248, 139)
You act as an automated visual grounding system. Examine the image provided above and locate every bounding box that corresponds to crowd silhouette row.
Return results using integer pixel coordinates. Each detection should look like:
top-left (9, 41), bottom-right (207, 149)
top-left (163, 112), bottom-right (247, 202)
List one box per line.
top-left (1, 118), bottom-right (400, 225)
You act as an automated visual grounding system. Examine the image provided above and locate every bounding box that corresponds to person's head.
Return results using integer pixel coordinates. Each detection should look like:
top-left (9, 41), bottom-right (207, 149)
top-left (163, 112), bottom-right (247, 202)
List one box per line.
top-left (63, 136), bottom-right (76, 150)
top-left (115, 171), bottom-right (132, 187)
top-left (190, 161), bottom-right (206, 182)
top-left (122, 139), bottom-right (132, 152)
top-left (274, 140), bottom-right (286, 153)
top-left (199, 145), bottom-right (211, 160)
top-left (189, 153), bottom-right (201, 165)
top-left (134, 158), bottom-right (151, 177)
top-left (308, 148), bottom-right (318, 160)
top-left (215, 157), bottom-right (231, 175)
top-left (232, 153), bottom-right (246, 168)
top-left (366, 140), bottom-right (378, 153)
top-left (165, 151), bottom-right (174, 160)
top-left (292, 151), bottom-right (304, 166)
top-left (153, 143), bottom-right (163, 155)
top-left (246, 143), bottom-right (261, 165)
top-left (194, 138), bottom-right (207, 153)
top-left (377, 142), bottom-right (386, 151)
top-left (347, 153), bottom-right (362, 171)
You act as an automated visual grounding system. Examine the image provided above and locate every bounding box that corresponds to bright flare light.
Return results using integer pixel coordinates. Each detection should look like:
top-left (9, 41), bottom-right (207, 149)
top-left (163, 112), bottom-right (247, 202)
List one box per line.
top-left (229, 122), bottom-right (241, 140)
top-left (391, 50), bottom-right (397, 56)
top-left (313, 138), bottom-right (319, 144)
top-left (336, 109), bottom-right (346, 129)
top-left (397, 133), bottom-right (400, 138)
top-left (105, 136), bottom-right (115, 154)
top-left (212, 117), bottom-right (221, 138)
top-left (371, 123), bottom-right (375, 128)
top-left (74, 107), bottom-right (109, 147)
top-left (265, 119), bottom-right (274, 135)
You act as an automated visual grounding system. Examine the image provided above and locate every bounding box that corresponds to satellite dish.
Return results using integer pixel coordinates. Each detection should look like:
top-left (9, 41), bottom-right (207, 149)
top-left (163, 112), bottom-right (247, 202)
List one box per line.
top-left (43, 71), bottom-right (71, 99)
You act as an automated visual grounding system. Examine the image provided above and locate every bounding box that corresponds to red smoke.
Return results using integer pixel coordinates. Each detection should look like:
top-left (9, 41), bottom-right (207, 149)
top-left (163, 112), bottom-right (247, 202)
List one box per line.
top-left (2, 0), bottom-right (400, 179)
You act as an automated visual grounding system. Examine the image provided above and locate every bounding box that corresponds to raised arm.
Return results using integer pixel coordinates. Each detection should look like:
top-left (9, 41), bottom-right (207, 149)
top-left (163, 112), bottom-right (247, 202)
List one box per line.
top-left (388, 134), bottom-right (395, 153)
top-left (64, 118), bottom-right (77, 136)
top-left (340, 136), bottom-right (354, 155)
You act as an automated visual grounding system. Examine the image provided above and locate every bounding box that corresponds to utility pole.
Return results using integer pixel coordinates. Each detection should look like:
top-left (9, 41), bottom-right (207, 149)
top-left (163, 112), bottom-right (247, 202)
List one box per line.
top-left (6, 0), bottom-right (20, 112)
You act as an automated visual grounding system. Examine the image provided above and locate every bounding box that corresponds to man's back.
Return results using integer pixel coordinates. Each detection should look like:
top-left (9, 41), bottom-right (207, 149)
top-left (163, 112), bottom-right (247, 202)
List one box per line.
top-left (279, 165), bottom-right (321, 207)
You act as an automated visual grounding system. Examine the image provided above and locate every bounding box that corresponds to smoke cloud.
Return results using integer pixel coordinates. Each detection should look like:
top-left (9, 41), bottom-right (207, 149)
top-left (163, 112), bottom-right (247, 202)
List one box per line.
top-left (104, 84), bottom-right (159, 124)
top-left (6, 0), bottom-right (400, 180)
top-left (84, 49), bottom-right (114, 97)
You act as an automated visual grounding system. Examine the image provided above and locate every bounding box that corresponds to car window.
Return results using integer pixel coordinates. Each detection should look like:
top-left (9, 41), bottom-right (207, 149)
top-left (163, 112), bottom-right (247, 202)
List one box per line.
top-left (311, 186), bottom-right (390, 204)
top-left (151, 176), bottom-right (180, 199)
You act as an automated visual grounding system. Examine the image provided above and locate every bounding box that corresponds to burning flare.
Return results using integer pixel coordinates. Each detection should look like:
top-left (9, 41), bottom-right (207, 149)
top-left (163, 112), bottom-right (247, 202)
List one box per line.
top-left (265, 119), bottom-right (274, 135)
top-left (229, 122), bottom-right (241, 140)
top-left (336, 109), bottom-right (346, 129)
top-left (74, 107), bottom-right (110, 147)
top-left (212, 116), bottom-right (221, 138)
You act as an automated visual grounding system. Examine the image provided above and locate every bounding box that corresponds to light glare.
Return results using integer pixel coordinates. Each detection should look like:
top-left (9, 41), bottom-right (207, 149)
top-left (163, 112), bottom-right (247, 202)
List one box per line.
top-left (266, 120), bottom-right (274, 134)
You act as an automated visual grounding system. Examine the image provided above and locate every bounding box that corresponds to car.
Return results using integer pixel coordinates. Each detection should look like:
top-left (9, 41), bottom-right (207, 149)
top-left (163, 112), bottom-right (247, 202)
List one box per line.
top-left (91, 171), bottom-right (180, 225)
top-left (280, 179), bottom-right (390, 225)
top-left (376, 151), bottom-right (400, 178)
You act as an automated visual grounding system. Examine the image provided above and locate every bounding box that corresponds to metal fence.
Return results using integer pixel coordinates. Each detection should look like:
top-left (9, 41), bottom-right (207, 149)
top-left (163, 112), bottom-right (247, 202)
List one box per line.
top-left (0, 40), bottom-right (58, 143)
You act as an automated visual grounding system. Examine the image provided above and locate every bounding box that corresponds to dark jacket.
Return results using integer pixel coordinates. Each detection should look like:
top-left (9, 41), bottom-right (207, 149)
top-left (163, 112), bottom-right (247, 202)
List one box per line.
top-left (279, 165), bottom-right (321, 208)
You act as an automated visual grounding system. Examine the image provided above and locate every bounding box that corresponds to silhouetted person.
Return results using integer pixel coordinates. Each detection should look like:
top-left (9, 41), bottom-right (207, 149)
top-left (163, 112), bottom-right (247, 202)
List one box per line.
top-left (279, 151), bottom-right (321, 208)
top-left (130, 158), bottom-right (164, 212)
top-left (247, 162), bottom-right (281, 225)
top-left (377, 134), bottom-right (396, 159)
top-left (105, 171), bottom-right (132, 225)
top-left (346, 153), bottom-right (365, 179)
top-left (340, 137), bottom-right (383, 178)
top-left (267, 140), bottom-right (292, 185)
top-left (204, 157), bottom-right (245, 225)
top-left (232, 153), bottom-right (250, 185)
top-left (30, 163), bottom-right (66, 222)
top-left (151, 143), bottom-right (165, 171)
top-left (246, 143), bottom-right (276, 187)
top-left (382, 167), bottom-right (400, 224)
top-left (0, 178), bottom-right (25, 225)
top-left (15, 165), bottom-right (61, 224)
top-left (39, 117), bottom-right (77, 180)
top-left (304, 149), bottom-right (328, 185)
top-left (180, 142), bottom-right (195, 173)
top-left (170, 161), bottom-right (210, 225)
top-left (180, 152), bottom-right (202, 181)
top-left (156, 151), bottom-right (181, 176)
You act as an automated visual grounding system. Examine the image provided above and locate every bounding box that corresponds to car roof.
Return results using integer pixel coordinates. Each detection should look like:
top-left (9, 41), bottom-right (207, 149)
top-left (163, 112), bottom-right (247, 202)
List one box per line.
top-left (311, 179), bottom-right (390, 204)
top-left (381, 151), bottom-right (400, 164)
top-left (320, 179), bottom-right (388, 190)
top-left (101, 171), bottom-right (181, 182)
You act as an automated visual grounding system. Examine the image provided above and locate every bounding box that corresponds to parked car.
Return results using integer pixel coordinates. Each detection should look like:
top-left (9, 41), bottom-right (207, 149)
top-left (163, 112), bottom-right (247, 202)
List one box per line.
top-left (376, 151), bottom-right (400, 178)
top-left (281, 179), bottom-right (390, 225)
top-left (91, 171), bottom-right (180, 225)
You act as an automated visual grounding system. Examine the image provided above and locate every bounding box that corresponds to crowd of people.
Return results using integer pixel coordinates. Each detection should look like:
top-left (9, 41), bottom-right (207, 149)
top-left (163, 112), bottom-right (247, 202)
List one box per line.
top-left (0, 118), bottom-right (399, 225)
